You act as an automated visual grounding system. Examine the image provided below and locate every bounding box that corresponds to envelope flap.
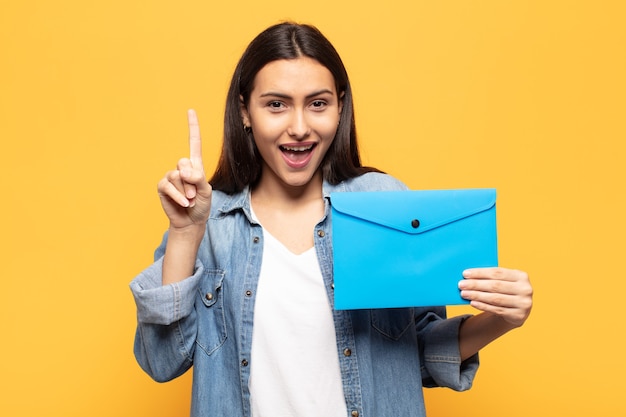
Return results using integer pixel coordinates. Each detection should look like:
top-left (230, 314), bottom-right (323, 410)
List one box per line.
top-left (330, 188), bottom-right (496, 234)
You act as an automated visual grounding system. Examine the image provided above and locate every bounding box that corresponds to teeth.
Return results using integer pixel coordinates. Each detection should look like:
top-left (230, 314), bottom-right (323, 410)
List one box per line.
top-left (281, 144), bottom-right (313, 152)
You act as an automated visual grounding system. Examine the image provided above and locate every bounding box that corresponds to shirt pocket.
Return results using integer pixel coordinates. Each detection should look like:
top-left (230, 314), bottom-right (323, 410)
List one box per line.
top-left (196, 269), bottom-right (227, 356)
top-left (370, 308), bottom-right (415, 341)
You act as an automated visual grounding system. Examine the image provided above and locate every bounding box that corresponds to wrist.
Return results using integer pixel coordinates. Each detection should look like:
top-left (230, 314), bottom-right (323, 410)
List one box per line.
top-left (168, 223), bottom-right (206, 243)
top-left (458, 312), bottom-right (517, 361)
top-left (162, 224), bottom-right (205, 285)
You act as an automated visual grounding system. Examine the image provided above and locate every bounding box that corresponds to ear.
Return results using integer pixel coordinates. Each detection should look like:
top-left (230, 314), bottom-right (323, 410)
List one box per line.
top-left (240, 95), bottom-right (250, 127)
top-left (338, 91), bottom-right (345, 115)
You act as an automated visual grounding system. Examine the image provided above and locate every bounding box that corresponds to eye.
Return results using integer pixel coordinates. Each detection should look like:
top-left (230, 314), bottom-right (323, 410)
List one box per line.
top-left (267, 101), bottom-right (286, 111)
top-left (310, 100), bottom-right (328, 110)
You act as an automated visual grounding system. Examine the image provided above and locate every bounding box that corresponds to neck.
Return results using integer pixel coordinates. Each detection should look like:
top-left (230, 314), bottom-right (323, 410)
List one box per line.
top-left (250, 171), bottom-right (325, 255)
top-left (252, 172), bottom-right (324, 207)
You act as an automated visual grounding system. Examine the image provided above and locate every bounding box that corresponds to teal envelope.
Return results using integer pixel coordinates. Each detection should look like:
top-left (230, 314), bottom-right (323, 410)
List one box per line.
top-left (331, 189), bottom-right (498, 310)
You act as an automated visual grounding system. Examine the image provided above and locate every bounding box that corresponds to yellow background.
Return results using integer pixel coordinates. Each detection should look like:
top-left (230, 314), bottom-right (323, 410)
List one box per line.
top-left (1, 0), bottom-right (624, 415)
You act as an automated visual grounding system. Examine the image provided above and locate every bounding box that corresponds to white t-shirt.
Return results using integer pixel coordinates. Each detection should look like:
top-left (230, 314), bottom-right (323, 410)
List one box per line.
top-left (249, 225), bottom-right (348, 417)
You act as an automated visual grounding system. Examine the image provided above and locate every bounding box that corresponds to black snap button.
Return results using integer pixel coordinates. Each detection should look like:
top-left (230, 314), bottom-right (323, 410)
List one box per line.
top-left (241, 359), bottom-right (248, 367)
top-left (411, 219), bottom-right (420, 228)
top-left (245, 290), bottom-right (252, 297)
top-left (253, 236), bottom-right (260, 243)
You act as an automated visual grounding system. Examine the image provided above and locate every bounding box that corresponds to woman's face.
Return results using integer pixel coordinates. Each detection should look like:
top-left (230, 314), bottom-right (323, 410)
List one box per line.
top-left (241, 57), bottom-right (342, 191)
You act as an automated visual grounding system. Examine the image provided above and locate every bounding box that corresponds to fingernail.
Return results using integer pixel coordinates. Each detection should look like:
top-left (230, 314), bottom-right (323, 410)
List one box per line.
top-left (458, 280), bottom-right (467, 289)
top-left (462, 270), bottom-right (471, 278)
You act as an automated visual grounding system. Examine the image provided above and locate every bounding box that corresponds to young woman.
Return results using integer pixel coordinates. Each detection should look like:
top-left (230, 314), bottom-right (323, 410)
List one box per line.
top-left (131, 22), bottom-right (533, 417)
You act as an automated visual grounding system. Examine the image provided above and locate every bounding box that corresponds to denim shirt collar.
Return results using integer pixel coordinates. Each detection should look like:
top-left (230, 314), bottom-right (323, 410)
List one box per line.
top-left (214, 180), bottom-right (349, 221)
top-left (213, 186), bottom-right (252, 219)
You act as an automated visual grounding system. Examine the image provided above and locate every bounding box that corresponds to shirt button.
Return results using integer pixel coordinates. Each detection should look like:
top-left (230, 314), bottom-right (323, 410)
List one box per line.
top-left (343, 348), bottom-right (352, 357)
top-left (317, 230), bottom-right (325, 237)
top-left (253, 236), bottom-right (260, 243)
top-left (205, 292), bottom-right (214, 301)
top-left (245, 290), bottom-right (252, 297)
top-left (241, 359), bottom-right (248, 367)
top-left (351, 411), bottom-right (359, 417)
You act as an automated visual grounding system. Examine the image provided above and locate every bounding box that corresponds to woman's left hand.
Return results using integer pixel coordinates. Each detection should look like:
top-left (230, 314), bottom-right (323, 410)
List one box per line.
top-left (458, 267), bottom-right (533, 328)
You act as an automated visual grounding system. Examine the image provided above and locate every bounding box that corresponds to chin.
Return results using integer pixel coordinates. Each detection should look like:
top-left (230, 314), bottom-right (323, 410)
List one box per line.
top-left (281, 172), bottom-right (320, 188)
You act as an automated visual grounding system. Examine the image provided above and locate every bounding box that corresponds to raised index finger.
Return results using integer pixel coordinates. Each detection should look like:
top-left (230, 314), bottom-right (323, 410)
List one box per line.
top-left (188, 109), bottom-right (203, 169)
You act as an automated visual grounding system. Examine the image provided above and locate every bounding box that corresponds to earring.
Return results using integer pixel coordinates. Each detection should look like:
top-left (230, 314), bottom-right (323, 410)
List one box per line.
top-left (244, 124), bottom-right (252, 134)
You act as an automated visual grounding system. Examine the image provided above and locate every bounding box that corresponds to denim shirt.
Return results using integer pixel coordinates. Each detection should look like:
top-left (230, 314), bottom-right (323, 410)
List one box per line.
top-left (130, 172), bottom-right (479, 417)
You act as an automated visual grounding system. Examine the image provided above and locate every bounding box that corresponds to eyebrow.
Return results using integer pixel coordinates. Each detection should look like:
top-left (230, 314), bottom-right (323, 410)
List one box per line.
top-left (258, 89), bottom-right (335, 100)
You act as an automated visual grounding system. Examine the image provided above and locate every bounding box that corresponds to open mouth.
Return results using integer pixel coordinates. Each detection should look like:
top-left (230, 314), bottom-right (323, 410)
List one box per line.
top-left (279, 143), bottom-right (317, 168)
top-left (280, 143), bottom-right (317, 152)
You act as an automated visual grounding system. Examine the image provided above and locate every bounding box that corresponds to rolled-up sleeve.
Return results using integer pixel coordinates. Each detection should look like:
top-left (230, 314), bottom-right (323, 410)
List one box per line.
top-left (130, 258), bottom-right (204, 325)
top-left (129, 257), bottom-right (205, 382)
top-left (417, 310), bottom-right (479, 391)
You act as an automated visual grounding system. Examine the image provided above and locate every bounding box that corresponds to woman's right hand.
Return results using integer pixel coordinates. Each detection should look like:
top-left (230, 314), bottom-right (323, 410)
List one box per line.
top-left (157, 109), bottom-right (213, 231)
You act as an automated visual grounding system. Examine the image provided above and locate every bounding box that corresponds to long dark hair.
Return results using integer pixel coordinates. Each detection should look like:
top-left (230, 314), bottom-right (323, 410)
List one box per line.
top-left (209, 22), bottom-right (380, 194)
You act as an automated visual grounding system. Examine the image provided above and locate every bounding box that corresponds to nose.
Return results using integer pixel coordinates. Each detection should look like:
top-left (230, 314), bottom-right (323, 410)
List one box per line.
top-left (286, 110), bottom-right (311, 139)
